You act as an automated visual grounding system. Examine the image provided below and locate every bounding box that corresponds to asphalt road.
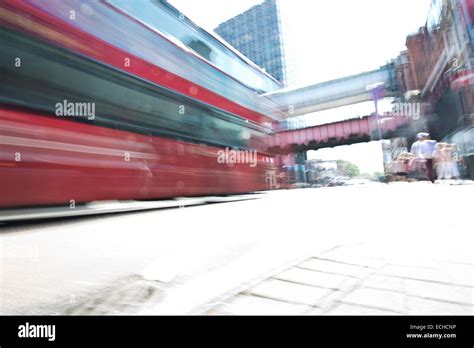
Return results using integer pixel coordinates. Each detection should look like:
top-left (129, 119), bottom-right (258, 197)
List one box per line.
top-left (1, 182), bottom-right (472, 314)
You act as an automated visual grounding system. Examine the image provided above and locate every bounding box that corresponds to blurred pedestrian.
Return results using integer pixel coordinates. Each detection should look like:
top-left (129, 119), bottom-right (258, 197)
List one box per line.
top-left (433, 143), bottom-right (461, 180)
top-left (443, 143), bottom-right (460, 180)
top-left (410, 132), bottom-right (437, 181)
top-left (433, 142), bottom-right (447, 179)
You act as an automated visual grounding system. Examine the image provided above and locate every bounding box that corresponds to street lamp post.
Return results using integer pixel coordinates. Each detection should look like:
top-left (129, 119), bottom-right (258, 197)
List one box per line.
top-left (366, 82), bottom-right (385, 140)
top-left (366, 82), bottom-right (390, 179)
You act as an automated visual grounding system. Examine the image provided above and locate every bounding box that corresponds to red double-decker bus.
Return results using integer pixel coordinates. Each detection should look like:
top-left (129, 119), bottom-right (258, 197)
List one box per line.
top-left (0, 0), bottom-right (283, 208)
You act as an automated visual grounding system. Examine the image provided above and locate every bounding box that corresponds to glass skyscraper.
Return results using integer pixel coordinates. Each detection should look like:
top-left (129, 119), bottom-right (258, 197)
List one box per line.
top-left (214, 0), bottom-right (293, 86)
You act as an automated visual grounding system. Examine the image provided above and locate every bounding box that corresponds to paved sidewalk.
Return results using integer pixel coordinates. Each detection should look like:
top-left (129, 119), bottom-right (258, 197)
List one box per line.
top-left (3, 183), bottom-right (472, 315)
top-left (206, 243), bottom-right (474, 315)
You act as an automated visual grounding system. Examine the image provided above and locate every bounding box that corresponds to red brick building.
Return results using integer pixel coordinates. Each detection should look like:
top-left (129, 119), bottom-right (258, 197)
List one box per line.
top-left (402, 0), bottom-right (474, 178)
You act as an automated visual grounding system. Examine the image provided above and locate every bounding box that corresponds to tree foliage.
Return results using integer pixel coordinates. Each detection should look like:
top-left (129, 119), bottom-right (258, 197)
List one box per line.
top-left (336, 160), bottom-right (360, 178)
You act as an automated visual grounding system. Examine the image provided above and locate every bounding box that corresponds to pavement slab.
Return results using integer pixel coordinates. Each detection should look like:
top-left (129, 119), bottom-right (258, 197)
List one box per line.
top-left (298, 258), bottom-right (369, 278)
top-left (247, 278), bottom-right (334, 306)
top-left (404, 279), bottom-right (473, 305)
top-left (337, 287), bottom-right (407, 314)
top-left (323, 302), bottom-right (400, 315)
top-left (273, 267), bottom-right (357, 290)
top-left (405, 296), bottom-right (473, 315)
top-left (210, 293), bottom-right (310, 315)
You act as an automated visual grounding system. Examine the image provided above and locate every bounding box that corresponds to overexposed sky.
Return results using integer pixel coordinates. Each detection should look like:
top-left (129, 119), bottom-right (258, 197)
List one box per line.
top-left (308, 141), bottom-right (384, 174)
top-left (170, 0), bottom-right (431, 85)
top-left (169, 0), bottom-right (432, 173)
top-left (278, 0), bottom-right (432, 86)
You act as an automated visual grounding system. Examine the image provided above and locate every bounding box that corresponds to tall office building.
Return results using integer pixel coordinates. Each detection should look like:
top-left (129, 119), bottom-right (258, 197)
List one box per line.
top-left (215, 0), bottom-right (294, 86)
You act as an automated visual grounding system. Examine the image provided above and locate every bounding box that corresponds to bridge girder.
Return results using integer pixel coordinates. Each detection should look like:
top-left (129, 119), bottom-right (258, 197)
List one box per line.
top-left (263, 65), bottom-right (398, 118)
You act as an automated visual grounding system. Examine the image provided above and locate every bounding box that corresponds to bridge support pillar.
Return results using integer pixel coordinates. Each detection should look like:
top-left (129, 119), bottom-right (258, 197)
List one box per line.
top-left (275, 151), bottom-right (308, 187)
top-left (294, 151), bottom-right (307, 166)
top-left (291, 151), bottom-right (307, 184)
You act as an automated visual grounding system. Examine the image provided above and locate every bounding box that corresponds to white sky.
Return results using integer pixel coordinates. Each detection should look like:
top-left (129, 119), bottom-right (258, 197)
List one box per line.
top-left (169, 0), bottom-right (432, 173)
top-left (310, 141), bottom-right (383, 174)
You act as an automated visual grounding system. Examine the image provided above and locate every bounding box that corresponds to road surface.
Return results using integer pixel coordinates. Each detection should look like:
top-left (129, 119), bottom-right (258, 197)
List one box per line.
top-left (1, 182), bottom-right (473, 314)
